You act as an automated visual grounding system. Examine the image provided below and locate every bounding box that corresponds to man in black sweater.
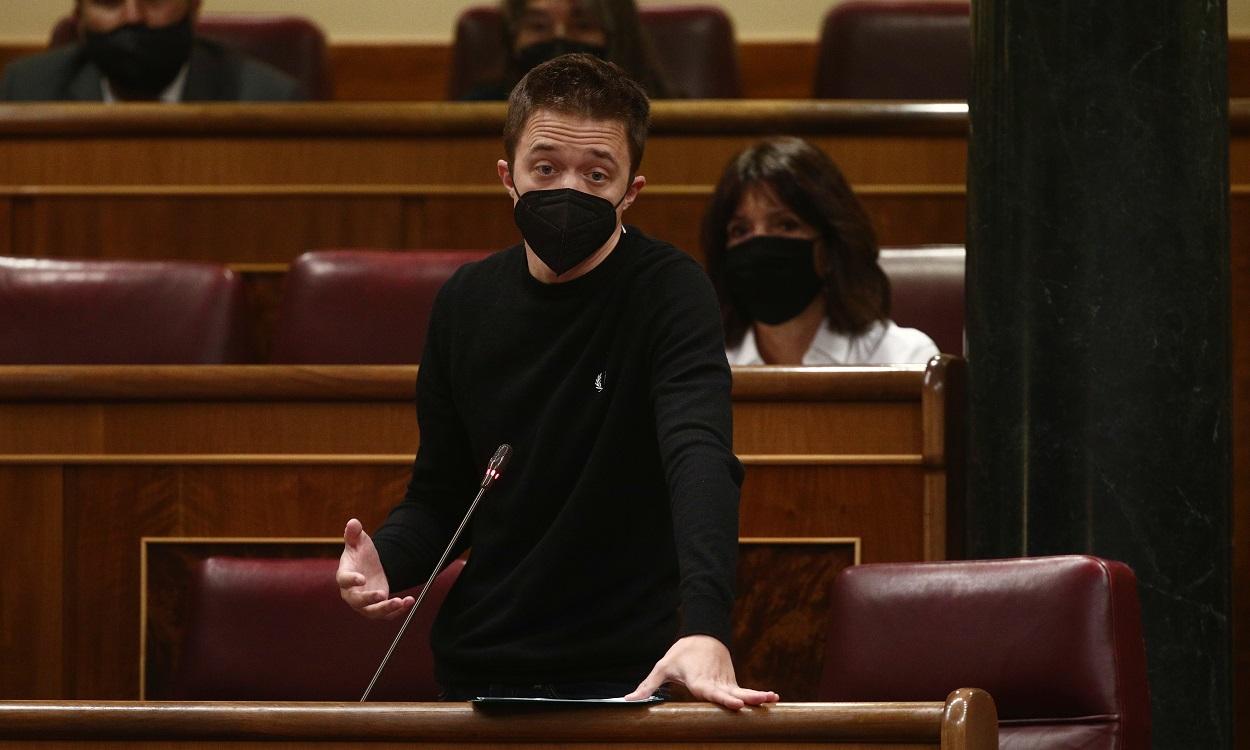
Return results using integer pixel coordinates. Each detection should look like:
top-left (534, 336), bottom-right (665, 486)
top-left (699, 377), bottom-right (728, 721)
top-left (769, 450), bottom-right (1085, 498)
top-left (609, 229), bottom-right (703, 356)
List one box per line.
top-left (337, 53), bottom-right (777, 710)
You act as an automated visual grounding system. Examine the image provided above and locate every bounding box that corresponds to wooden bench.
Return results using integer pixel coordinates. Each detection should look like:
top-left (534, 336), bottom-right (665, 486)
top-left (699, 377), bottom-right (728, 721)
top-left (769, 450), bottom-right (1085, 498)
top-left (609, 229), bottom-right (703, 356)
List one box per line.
top-left (0, 358), bottom-right (963, 702)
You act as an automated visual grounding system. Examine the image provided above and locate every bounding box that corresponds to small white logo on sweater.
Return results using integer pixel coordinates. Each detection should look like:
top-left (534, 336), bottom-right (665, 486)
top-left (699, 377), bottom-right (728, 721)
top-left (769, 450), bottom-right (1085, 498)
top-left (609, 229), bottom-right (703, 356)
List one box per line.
top-left (594, 372), bottom-right (605, 392)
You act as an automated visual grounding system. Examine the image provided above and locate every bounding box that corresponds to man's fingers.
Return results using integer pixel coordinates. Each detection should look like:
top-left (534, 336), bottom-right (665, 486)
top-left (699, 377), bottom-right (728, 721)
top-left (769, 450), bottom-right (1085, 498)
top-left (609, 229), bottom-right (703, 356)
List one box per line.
top-left (359, 596), bottom-right (411, 620)
top-left (734, 688), bottom-right (780, 705)
top-left (335, 569), bottom-right (366, 589)
top-left (688, 681), bottom-right (746, 711)
top-left (343, 517), bottom-right (364, 545)
top-left (624, 667), bottom-right (666, 701)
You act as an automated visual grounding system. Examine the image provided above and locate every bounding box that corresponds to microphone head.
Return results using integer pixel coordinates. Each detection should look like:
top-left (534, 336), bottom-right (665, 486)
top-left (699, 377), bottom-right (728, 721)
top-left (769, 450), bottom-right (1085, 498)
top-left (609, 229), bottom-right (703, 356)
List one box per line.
top-left (482, 443), bottom-right (512, 488)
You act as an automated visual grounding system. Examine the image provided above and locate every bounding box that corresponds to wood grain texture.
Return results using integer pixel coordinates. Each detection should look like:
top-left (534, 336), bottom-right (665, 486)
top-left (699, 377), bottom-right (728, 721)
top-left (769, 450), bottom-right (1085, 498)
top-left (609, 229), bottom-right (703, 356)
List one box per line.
top-left (0, 467), bottom-right (64, 699)
top-left (0, 701), bottom-right (968, 747)
top-left (3, 186), bottom-right (963, 265)
top-left (731, 540), bottom-right (857, 699)
top-left (0, 362), bottom-right (960, 701)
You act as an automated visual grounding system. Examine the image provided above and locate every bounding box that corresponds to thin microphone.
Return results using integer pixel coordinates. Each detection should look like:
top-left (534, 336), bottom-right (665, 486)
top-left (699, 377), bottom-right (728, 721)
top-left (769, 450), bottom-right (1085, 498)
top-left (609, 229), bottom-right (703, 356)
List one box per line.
top-left (360, 443), bottom-right (513, 702)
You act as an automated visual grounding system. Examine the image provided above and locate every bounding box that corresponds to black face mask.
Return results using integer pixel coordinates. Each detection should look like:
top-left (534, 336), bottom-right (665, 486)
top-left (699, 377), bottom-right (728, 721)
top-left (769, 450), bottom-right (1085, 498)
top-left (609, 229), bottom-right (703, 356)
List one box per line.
top-left (514, 187), bottom-right (624, 276)
top-left (514, 39), bottom-right (608, 77)
top-left (722, 235), bottom-right (824, 325)
top-left (83, 13), bottom-right (195, 98)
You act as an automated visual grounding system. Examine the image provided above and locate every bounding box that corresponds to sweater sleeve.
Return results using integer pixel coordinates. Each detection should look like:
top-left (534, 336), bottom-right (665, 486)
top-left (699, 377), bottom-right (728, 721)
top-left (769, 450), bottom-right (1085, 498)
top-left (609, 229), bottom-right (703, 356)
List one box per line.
top-left (372, 274), bottom-right (480, 592)
top-left (646, 252), bottom-right (744, 647)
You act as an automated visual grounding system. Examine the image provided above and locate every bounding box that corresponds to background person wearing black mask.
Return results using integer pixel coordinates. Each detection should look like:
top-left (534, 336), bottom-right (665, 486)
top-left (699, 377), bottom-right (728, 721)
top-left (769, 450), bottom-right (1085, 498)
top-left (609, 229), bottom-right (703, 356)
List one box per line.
top-left (703, 137), bottom-right (939, 365)
top-left (0, 0), bottom-right (301, 102)
top-left (461, 0), bottom-right (672, 100)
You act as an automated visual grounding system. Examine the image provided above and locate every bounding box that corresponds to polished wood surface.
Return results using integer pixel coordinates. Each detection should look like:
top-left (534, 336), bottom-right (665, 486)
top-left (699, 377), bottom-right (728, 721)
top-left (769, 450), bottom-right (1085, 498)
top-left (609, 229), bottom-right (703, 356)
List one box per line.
top-left (0, 690), bottom-right (998, 749)
top-left (0, 360), bottom-right (961, 701)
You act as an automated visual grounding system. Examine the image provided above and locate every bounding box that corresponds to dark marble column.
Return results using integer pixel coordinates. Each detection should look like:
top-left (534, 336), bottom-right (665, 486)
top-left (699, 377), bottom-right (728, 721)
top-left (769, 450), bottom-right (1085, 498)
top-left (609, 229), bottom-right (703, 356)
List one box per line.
top-left (967, 1), bottom-right (1230, 746)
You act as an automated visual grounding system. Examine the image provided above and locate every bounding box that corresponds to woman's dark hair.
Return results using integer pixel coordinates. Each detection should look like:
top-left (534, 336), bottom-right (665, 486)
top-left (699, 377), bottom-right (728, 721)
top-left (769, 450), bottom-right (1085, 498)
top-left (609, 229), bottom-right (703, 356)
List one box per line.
top-left (701, 136), bottom-right (891, 346)
top-left (500, 0), bottom-right (673, 98)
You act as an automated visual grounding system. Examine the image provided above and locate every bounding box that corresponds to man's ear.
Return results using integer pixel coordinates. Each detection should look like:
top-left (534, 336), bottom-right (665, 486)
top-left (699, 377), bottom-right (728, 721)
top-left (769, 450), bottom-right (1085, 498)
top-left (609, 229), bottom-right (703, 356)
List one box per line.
top-left (497, 159), bottom-right (518, 200)
top-left (618, 174), bottom-right (647, 212)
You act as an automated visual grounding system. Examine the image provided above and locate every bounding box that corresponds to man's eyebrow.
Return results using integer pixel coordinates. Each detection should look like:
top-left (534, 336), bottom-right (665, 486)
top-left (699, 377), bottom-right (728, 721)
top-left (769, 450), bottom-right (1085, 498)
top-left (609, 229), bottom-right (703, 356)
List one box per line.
top-left (526, 141), bottom-right (620, 167)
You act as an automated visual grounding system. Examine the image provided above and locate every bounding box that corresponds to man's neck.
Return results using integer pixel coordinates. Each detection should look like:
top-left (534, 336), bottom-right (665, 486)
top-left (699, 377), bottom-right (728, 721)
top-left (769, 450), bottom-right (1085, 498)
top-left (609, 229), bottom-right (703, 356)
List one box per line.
top-left (525, 224), bottom-right (625, 284)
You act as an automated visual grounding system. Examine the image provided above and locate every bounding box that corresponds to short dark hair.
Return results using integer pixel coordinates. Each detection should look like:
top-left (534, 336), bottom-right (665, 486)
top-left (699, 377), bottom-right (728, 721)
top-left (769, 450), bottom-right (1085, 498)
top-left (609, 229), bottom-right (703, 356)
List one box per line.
top-left (701, 136), bottom-right (891, 345)
top-left (504, 53), bottom-right (650, 174)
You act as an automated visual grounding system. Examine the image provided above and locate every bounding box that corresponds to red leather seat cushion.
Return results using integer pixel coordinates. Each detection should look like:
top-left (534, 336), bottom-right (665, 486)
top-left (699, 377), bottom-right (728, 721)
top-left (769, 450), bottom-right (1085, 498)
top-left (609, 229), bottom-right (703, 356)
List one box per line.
top-left (820, 556), bottom-right (1150, 749)
top-left (269, 250), bottom-right (491, 364)
top-left (0, 256), bottom-right (250, 364)
top-left (172, 557), bottom-right (464, 701)
top-left (879, 245), bottom-right (964, 354)
top-left (814, 0), bottom-right (970, 99)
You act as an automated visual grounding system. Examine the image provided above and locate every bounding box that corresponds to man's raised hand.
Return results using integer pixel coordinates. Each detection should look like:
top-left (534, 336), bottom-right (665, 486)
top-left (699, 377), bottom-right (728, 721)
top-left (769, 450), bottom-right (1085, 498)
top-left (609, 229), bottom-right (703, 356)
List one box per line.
top-left (336, 518), bottom-right (414, 620)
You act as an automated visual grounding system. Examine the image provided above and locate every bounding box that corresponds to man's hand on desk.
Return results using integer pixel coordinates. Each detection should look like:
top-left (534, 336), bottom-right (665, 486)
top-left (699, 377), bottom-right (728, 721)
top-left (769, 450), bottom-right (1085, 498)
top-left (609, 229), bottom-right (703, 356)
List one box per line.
top-left (336, 517), bottom-right (415, 620)
top-left (625, 634), bottom-right (780, 710)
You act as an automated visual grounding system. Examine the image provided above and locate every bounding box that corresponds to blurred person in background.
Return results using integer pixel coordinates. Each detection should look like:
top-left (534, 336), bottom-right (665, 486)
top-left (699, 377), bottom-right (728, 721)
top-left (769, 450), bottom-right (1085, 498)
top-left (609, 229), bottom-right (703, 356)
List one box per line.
top-left (462, 0), bottom-right (672, 100)
top-left (703, 137), bottom-right (939, 365)
top-left (1, 0), bottom-right (302, 102)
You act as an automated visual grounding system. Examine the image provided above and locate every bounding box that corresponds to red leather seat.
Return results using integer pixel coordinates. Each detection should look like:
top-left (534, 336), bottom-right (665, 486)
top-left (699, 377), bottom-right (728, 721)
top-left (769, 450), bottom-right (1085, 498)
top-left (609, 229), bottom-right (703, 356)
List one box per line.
top-left (813, 1), bottom-right (970, 99)
top-left (820, 556), bottom-right (1151, 749)
top-left (879, 245), bottom-right (964, 354)
top-left (50, 14), bottom-right (332, 99)
top-left (269, 250), bottom-right (491, 364)
top-left (637, 5), bottom-right (741, 98)
top-left (447, 4), bottom-right (741, 99)
top-left (0, 256), bottom-right (251, 364)
top-left (170, 557), bottom-right (465, 701)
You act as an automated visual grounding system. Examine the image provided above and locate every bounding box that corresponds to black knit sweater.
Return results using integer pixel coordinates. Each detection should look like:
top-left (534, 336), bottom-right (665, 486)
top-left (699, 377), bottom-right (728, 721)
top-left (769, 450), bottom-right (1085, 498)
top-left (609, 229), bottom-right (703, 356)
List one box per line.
top-left (373, 226), bottom-right (743, 687)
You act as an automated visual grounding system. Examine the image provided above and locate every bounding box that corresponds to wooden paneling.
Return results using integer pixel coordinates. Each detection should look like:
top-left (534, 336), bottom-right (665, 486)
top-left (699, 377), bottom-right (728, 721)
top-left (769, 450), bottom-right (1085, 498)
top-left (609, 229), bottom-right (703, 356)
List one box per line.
top-left (328, 43), bottom-right (452, 101)
top-left (0, 467), bottom-right (63, 699)
top-left (2, 185), bottom-right (964, 263)
top-left (0, 362), bottom-right (962, 701)
top-left (738, 41), bottom-right (819, 99)
top-left (11, 193), bottom-right (406, 260)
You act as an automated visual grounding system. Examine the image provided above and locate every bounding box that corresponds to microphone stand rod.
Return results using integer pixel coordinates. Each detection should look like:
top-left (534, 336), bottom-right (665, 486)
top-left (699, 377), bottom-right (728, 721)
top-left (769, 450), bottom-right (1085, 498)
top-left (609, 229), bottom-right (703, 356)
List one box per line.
top-left (360, 444), bottom-right (511, 702)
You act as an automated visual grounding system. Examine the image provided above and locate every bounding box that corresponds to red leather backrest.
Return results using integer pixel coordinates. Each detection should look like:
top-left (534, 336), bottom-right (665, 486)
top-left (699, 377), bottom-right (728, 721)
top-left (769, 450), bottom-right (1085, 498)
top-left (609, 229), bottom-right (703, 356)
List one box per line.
top-left (814, 0), bottom-right (970, 99)
top-left (269, 250), bottom-right (491, 364)
top-left (448, 6), bottom-right (507, 99)
top-left (447, 4), bottom-right (741, 99)
top-left (820, 556), bottom-right (1150, 749)
top-left (0, 256), bottom-right (251, 364)
top-left (638, 5), bottom-right (740, 98)
top-left (171, 557), bottom-right (465, 701)
top-left (50, 14), bottom-right (331, 99)
top-left (878, 245), bottom-right (964, 354)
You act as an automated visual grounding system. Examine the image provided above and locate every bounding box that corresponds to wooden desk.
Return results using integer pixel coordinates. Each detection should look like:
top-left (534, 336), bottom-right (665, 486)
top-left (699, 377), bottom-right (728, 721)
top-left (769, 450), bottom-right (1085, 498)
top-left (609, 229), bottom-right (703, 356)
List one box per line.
top-left (0, 359), bottom-right (963, 702)
top-left (0, 691), bottom-right (998, 749)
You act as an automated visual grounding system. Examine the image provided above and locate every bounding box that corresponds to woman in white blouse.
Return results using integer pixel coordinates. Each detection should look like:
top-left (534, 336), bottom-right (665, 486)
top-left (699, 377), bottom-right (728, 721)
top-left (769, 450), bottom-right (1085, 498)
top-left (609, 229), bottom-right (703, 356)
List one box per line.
top-left (702, 137), bottom-right (938, 365)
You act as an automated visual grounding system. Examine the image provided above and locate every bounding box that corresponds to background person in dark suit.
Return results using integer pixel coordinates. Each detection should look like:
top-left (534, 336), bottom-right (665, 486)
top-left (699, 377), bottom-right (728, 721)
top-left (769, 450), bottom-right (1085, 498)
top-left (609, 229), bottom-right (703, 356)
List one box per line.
top-left (0, 0), bottom-right (301, 102)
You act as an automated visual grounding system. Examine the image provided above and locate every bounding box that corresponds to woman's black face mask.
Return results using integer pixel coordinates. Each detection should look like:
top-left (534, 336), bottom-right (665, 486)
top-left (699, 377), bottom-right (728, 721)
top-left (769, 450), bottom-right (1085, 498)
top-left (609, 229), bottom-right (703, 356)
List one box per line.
top-left (722, 235), bottom-right (824, 325)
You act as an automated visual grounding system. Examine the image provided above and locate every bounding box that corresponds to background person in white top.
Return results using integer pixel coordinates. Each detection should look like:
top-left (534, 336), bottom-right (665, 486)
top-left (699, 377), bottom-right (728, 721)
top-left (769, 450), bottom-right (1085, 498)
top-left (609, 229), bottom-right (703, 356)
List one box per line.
top-left (702, 136), bottom-right (938, 365)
